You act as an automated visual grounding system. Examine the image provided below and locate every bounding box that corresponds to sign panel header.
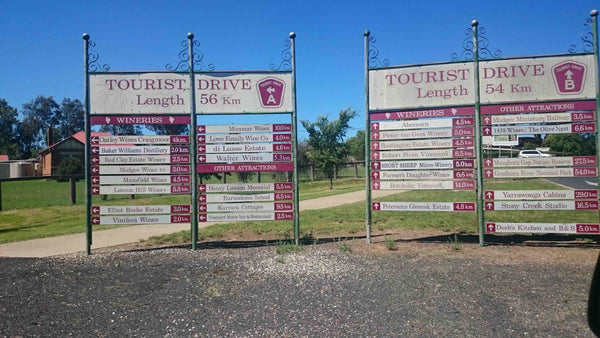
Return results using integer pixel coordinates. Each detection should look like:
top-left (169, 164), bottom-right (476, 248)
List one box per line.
top-left (90, 72), bottom-right (293, 115)
top-left (369, 54), bottom-right (596, 110)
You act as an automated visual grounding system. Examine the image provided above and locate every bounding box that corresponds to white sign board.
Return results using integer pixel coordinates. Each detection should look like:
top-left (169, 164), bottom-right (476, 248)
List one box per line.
top-left (372, 128), bottom-right (474, 141)
top-left (372, 201), bottom-right (475, 212)
top-left (484, 156), bottom-right (596, 168)
top-left (369, 62), bottom-right (474, 110)
top-left (369, 55), bottom-right (596, 110)
top-left (485, 190), bottom-right (598, 200)
top-left (486, 222), bottom-right (600, 234)
top-left (198, 182), bottom-right (292, 193)
top-left (372, 180), bottom-right (475, 190)
top-left (479, 55), bottom-right (597, 104)
top-left (90, 72), bottom-right (292, 114)
top-left (199, 212), bottom-right (293, 222)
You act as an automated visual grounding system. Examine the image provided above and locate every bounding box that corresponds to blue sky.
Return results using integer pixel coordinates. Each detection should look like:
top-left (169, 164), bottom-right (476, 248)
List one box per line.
top-left (1, 0), bottom-right (598, 139)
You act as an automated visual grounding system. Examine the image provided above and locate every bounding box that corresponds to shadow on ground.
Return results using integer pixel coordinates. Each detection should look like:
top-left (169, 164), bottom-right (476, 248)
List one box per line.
top-left (125, 231), bottom-right (600, 253)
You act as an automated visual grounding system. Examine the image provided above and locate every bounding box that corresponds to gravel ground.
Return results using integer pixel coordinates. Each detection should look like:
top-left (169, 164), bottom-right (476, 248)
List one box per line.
top-left (0, 237), bottom-right (598, 337)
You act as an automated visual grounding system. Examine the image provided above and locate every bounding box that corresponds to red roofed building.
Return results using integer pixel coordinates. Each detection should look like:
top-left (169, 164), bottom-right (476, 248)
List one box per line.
top-left (0, 155), bottom-right (8, 162)
top-left (39, 131), bottom-right (111, 176)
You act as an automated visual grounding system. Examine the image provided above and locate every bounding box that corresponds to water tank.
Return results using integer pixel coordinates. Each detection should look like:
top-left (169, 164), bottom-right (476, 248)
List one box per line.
top-left (10, 162), bottom-right (34, 178)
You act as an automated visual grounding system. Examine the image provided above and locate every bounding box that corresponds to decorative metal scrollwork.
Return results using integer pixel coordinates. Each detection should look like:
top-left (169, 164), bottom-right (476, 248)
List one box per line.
top-left (166, 38), bottom-right (215, 71)
top-left (568, 17), bottom-right (593, 53)
top-left (367, 35), bottom-right (390, 68)
top-left (88, 39), bottom-right (110, 72)
top-left (451, 26), bottom-right (502, 61)
top-left (269, 39), bottom-right (292, 71)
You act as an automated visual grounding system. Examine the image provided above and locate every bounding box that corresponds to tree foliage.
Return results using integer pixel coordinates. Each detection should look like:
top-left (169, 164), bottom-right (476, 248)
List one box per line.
top-left (56, 98), bottom-right (85, 140)
top-left (0, 99), bottom-right (21, 158)
top-left (99, 124), bottom-right (142, 136)
top-left (345, 129), bottom-right (365, 161)
top-left (145, 124), bottom-right (189, 136)
top-left (56, 157), bottom-right (84, 182)
top-left (301, 108), bottom-right (357, 189)
top-left (17, 96), bottom-right (60, 158)
top-left (543, 133), bottom-right (596, 156)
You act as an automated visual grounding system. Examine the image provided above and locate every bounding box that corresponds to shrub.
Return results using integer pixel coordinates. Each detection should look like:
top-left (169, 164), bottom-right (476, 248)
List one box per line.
top-left (56, 157), bottom-right (83, 182)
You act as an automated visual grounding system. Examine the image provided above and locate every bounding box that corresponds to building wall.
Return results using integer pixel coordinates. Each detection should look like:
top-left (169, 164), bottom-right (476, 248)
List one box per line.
top-left (41, 138), bottom-right (85, 176)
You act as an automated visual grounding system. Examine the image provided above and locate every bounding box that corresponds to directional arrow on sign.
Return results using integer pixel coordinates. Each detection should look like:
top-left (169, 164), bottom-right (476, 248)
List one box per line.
top-left (198, 195), bottom-right (207, 202)
top-left (565, 70), bottom-right (573, 80)
top-left (484, 159), bottom-right (493, 167)
top-left (371, 142), bottom-right (379, 150)
top-left (198, 185), bottom-right (206, 192)
top-left (92, 217), bottom-right (100, 225)
top-left (92, 176), bottom-right (100, 184)
top-left (487, 223), bottom-right (496, 232)
top-left (371, 152), bottom-right (380, 160)
top-left (91, 156), bottom-right (99, 164)
top-left (484, 170), bottom-right (493, 178)
top-left (371, 162), bottom-right (380, 170)
top-left (91, 206), bottom-right (100, 214)
top-left (198, 135), bottom-right (205, 143)
top-left (91, 147), bottom-right (99, 155)
top-left (371, 132), bottom-right (379, 140)
top-left (198, 125), bottom-right (206, 133)
top-left (199, 204), bottom-right (207, 212)
top-left (197, 145), bottom-right (206, 153)
top-left (197, 155), bottom-right (206, 163)
top-left (372, 182), bottom-right (380, 190)
top-left (485, 202), bottom-right (494, 210)
top-left (451, 108), bottom-right (457, 115)
top-left (483, 127), bottom-right (491, 136)
top-left (91, 137), bottom-right (99, 145)
top-left (483, 116), bottom-right (491, 124)
top-left (371, 123), bottom-right (379, 130)
top-left (485, 191), bottom-right (494, 199)
top-left (199, 214), bottom-right (207, 222)
top-left (91, 186), bottom-right (100, 194)
top-left (371, 172), bottom-right (379, 179)
top-left (372, 202), bottom-right (380, 210)
top-left (92, 166), bottom-right (99, 174)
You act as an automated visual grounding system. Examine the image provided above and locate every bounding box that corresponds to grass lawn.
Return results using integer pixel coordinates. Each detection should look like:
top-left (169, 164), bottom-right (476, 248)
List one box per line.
top-left (142, 178), bottom-right (599, 247)
top-left (0, 177), bottom-right (365, 243)
top-left (1, 177), bottom-right (597, 245)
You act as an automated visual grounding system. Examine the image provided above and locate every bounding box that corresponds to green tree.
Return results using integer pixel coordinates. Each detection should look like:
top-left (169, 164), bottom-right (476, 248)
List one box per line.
top-left (56, 98), bottom-right (85, 140)
top-left (301, 108), bottom-right (357, 189)
top-left (145, 124), bottom-right (189, 136)
top-left (543, 133), bottom-right (595, 156)
top-left (0, 99), bottom-right (20, 158)
top-left (18, 96), bottom-right (60, 157)
top-left (99, 124), bottom-right (142, 135)
top-left (236, 172), bottom-right (255, 183)
top-left (345, 129), bottom-right (365, 161)
top-left (56, 157), bottom-right (84, 182)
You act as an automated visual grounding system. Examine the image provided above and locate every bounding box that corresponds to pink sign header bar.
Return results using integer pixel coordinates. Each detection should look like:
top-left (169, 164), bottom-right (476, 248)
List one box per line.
top-left (370, 107), bottom-right (475, 120)
top-left (481, 100), bottom-right (596, 115)
top-left (90, 115), bottom-right (191, 125)
top-left (197, 162), bottom-right (294, 173)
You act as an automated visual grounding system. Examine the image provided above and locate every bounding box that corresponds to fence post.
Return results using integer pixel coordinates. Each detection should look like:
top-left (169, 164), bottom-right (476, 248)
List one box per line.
top-left (0, 180), bottom-right (3, 211)
top-left (354, 163), bottom-right (359, 178)
top-left (70, 177), bottom-right (76, 204)
top-left (310, 165), bottom-right (315, 181)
